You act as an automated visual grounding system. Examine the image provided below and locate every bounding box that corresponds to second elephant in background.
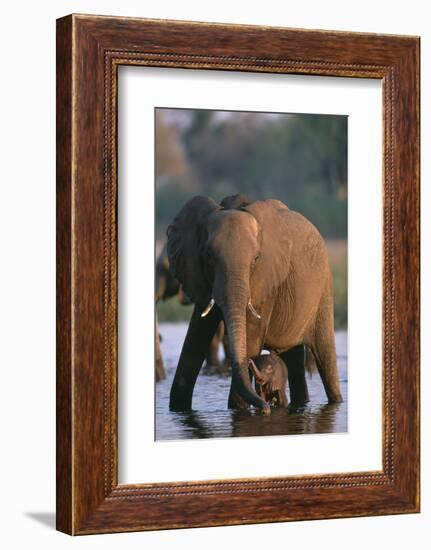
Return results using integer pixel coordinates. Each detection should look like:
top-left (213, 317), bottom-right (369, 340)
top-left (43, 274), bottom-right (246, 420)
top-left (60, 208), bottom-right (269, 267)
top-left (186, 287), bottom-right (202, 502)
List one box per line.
top-left (156, 244), bottom-right (226, 372)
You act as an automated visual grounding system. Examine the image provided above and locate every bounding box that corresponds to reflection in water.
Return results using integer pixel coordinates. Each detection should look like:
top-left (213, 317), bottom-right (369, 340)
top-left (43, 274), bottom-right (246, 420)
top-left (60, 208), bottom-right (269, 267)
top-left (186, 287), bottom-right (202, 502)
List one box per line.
top-left (156, 323), bottom-right (347, 441)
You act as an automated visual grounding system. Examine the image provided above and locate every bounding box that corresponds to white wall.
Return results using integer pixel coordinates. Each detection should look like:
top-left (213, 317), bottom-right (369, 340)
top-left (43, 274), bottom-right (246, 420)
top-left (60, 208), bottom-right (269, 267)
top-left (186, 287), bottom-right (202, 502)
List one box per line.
top-left (0, 1), bottom-right (428, 548)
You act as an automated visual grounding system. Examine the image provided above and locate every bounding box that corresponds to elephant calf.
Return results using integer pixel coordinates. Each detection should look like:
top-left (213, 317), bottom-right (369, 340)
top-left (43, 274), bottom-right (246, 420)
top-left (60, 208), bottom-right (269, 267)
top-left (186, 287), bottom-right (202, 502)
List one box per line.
top-left (249, 353), bottom-right (289, 408)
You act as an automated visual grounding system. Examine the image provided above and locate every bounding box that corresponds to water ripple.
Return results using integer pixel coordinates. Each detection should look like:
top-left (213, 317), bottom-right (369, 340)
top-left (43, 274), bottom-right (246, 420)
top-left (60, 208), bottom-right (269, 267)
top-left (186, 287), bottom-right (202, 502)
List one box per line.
top-left (156, 324), bottom-right (347, 440)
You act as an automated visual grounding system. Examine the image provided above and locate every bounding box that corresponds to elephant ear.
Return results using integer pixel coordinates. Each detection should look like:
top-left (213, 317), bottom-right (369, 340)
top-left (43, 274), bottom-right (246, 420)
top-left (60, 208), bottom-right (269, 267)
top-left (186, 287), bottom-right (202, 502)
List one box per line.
top-left (167, 196), bottom-right (220, 307)
top-left (244, 199), bottom-right (292, 308)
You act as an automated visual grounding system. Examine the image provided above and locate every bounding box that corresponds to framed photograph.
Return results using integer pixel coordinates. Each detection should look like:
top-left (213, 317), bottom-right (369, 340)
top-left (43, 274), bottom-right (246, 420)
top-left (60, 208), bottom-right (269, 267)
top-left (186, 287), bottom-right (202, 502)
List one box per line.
top-left (56, 14), bottom-right (420, 535)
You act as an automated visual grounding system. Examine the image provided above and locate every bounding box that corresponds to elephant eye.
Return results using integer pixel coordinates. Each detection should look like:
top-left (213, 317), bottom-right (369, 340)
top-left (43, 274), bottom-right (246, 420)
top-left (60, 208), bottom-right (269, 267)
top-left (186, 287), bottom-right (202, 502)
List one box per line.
top-left (254, 254), bottom-right (260, 263)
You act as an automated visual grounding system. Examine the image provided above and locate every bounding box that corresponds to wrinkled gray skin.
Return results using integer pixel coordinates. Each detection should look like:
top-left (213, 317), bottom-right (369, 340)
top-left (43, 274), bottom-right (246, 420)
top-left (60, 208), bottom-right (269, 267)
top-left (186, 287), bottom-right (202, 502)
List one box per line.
top-left (167, 194), bottom-right (342, 414)
top-left (249, 353), bottom-right (289, 408)
top-left (155, 245), bottom-right (225, 375)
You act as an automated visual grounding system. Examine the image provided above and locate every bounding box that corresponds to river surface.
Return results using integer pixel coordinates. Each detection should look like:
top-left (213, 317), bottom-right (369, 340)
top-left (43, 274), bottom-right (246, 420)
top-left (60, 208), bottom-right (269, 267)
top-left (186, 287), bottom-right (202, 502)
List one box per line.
top-left (156, 323), bottom-right (347, 440)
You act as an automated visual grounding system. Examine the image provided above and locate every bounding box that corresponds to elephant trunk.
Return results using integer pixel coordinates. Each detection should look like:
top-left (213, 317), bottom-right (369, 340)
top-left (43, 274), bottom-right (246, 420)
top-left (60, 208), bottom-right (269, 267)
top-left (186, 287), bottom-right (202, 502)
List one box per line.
top-left (214, 274), bottom-right (270, 414)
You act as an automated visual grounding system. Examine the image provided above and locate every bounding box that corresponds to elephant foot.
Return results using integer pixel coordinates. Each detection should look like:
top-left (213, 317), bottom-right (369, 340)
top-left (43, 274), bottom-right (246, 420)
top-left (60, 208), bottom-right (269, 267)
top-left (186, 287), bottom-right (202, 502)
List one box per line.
top-left (169, 401), bottom-right (192, 412)
top-left (288, 403), bottom-right (308, 414)
top-left (327, 392), bottom-right (343, 404)
top-left (169, 382), bottom-right (193, 412)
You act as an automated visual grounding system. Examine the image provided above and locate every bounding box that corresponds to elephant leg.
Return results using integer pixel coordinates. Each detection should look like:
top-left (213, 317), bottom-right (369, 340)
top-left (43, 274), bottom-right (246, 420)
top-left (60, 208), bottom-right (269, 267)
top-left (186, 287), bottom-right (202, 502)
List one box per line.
top-left (205, 321), bottom-right (222, 367)
top-left (155, 314), bottom-right (166, 382)
top-left (155, 331), bottom-right (166, 382)
top-left (280, 345), bottom-right (309, 407)
top-left (169, 305), bottom-right (223, 411)
top-left (277, 389), bottom-right (289, 408)
top-left (311, 303), bottom-right (343, 403)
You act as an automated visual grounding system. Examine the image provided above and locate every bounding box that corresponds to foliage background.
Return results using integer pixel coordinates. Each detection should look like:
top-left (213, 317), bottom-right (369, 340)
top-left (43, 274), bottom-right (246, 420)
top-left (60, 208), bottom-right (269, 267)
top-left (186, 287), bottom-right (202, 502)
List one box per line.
top-left (155, 108), bottom-right (347, 329)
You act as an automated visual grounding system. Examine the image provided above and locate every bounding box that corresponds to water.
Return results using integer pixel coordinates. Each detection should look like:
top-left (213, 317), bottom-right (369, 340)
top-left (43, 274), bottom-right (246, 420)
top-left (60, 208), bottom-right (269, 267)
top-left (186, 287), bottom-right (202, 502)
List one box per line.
top-left (156, 323), bottom-right (347, 440)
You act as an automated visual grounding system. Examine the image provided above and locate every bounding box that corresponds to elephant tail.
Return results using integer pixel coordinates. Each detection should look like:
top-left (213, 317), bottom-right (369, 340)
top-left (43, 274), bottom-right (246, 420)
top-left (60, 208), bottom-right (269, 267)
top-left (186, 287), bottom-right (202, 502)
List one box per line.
top-left (305, 345), bottom-right (317, 378)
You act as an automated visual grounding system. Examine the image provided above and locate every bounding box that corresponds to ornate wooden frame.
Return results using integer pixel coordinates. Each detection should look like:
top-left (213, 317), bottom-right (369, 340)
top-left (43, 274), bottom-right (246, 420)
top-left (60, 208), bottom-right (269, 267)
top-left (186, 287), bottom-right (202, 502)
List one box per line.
top-left (56, 14), bottom-right (420, 535)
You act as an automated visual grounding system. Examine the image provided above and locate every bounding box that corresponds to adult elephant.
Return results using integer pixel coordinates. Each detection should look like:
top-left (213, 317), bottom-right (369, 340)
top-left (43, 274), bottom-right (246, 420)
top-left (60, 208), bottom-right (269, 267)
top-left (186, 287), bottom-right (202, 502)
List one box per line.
top-left (167, 195), bottom-right (342, 414)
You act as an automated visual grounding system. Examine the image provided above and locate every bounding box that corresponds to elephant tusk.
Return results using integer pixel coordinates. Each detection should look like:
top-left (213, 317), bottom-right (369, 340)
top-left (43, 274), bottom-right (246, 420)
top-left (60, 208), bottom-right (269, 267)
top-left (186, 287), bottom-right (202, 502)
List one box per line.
top-left (248, 301), bottom-right (261, 320)
top-left (201, 298), bottom-right (215, 318)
